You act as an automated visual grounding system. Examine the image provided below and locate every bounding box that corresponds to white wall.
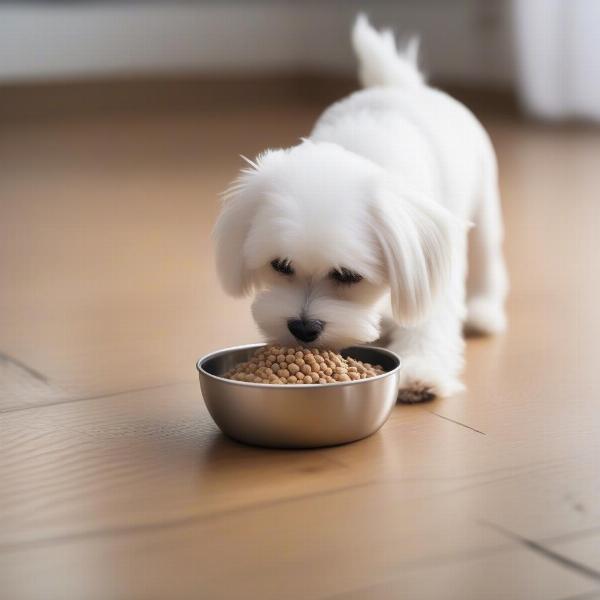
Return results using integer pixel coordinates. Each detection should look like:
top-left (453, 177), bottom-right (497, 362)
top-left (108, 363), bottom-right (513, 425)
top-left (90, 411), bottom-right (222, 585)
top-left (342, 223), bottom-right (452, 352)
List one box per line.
top-left (512, 0), bottom-right (600, 120)
top-left (0, 1), bottom-right (514, 86)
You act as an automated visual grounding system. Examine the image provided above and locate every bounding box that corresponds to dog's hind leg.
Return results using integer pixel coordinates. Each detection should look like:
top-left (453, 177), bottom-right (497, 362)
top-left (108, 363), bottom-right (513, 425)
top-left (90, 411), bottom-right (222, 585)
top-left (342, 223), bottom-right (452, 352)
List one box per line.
top-left (465, 149), bottom-right (508, 335)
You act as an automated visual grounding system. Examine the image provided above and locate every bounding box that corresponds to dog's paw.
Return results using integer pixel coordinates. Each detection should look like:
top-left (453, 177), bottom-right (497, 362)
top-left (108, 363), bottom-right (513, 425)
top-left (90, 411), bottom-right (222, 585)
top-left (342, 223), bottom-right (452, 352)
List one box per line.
top-left (396, 356), bottom-right (464, 403)
top-left (397, 383), bottom-right (435, 404)
top-left (465, 296), bottom-right (507, 336)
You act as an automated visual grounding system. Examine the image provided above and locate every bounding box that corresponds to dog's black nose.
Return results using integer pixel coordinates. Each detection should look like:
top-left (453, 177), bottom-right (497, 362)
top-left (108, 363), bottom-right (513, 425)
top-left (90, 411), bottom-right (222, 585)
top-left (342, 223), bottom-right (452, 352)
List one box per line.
top-left (287, 318), bottom-right (324, 343)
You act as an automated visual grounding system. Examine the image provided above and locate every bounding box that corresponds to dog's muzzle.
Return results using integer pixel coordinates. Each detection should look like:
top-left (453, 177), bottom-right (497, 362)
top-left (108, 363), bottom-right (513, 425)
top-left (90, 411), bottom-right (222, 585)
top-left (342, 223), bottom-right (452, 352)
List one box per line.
top-left (287, 318), bottom-right (325, 343)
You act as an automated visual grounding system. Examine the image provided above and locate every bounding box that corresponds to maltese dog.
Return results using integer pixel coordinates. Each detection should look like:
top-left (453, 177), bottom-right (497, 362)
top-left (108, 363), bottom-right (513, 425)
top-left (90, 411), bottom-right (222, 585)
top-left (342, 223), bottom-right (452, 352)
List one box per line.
top-left (213, 15), bottom-right (508, 402)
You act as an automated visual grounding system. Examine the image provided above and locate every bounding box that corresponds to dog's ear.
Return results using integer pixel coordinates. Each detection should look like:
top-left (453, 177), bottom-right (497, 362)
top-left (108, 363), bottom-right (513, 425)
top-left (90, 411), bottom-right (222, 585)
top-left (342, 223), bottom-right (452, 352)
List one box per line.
top-left (213, 150), bottom-right (283, 297)
top-left (370, 184), bottom-right (466, 326)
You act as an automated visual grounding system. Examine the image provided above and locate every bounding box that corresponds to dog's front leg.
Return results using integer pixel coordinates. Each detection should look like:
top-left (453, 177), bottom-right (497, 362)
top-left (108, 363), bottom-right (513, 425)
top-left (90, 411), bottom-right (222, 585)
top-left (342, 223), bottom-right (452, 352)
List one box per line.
top-left (385, 306), bottom-right (466, 403)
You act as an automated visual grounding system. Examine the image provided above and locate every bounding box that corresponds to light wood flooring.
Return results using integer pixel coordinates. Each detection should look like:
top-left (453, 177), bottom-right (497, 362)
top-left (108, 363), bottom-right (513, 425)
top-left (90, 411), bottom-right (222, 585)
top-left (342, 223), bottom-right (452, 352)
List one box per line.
top-left (1, 82), bottom-right (600, 599)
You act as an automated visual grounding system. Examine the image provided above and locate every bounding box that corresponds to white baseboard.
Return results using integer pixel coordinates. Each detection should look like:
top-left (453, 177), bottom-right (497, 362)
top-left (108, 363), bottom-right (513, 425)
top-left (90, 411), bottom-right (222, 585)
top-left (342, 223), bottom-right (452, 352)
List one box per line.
top-left (0, 1), bottom-right (514, 86)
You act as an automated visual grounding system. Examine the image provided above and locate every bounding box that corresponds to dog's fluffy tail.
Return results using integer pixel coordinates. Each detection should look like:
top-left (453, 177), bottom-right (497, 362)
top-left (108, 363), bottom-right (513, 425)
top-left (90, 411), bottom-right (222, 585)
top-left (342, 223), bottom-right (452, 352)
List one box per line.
top-left (352, 14), bottom-right (424, 89)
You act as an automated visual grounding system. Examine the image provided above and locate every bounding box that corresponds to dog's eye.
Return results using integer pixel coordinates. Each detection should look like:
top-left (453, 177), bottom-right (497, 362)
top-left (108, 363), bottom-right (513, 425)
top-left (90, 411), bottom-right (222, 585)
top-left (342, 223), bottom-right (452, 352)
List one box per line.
top-left (271, 258), bottom-right (294, 276)
top-left (330, 268), bottom-right (363, 285)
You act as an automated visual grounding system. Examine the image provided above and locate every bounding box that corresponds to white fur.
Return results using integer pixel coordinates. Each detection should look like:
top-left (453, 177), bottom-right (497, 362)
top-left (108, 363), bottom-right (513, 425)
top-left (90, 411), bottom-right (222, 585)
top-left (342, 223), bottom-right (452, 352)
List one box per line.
top-left (213, 15), bottom-right (508, 399)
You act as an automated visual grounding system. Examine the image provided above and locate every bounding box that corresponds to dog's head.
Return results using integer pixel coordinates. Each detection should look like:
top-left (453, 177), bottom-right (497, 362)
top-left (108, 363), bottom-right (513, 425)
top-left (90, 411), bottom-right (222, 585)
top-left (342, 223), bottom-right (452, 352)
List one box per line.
top-left (214, 141), bottom-right (461, 348)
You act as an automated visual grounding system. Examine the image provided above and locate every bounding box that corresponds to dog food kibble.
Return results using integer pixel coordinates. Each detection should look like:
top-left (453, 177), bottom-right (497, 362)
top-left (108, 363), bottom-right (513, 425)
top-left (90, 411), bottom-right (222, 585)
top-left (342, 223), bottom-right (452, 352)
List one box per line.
top-left (224, 346), bottom-right (385, 384)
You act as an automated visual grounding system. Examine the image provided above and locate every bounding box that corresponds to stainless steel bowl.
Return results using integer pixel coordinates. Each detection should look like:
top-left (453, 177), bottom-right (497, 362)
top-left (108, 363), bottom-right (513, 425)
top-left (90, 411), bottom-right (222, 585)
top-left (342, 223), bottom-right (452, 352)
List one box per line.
top-left (196, 343), bottom-right (401, 448)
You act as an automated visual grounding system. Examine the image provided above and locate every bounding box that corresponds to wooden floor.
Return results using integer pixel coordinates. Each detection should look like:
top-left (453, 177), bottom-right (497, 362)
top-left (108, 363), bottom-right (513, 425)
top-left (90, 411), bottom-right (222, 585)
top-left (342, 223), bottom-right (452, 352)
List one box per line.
top-left (1, 85), bottom-right (600, 600)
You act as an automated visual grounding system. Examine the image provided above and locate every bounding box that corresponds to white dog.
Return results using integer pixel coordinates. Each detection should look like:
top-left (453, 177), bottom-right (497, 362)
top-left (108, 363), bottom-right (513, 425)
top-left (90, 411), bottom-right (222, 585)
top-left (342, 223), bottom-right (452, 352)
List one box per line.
top-left (214, 16), bottom-right (508, 402)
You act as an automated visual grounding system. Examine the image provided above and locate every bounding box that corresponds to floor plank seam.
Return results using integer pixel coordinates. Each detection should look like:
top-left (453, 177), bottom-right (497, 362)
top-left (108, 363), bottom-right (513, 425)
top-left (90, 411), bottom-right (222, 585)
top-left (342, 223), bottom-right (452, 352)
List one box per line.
top-left (0, 471), bottom-right (562, 554)
top-left (0, 480), bottom-right (380, 553)
top-left (545, 525), bottom-right (600, 546)
top-left (0, 350), bottom-right (48, 383)
top-left (480, 520), bottom-right (600, 583)
top-left (425, 410), bottom-right (486, 435)
top-left (0, 381), bottom-right (192, 415)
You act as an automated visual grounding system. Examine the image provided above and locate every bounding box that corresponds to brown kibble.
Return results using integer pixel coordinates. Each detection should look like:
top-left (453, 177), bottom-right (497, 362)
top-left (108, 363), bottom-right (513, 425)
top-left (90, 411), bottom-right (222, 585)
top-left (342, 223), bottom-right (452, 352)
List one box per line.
top-left (224, 346), bottom-right (385, 385)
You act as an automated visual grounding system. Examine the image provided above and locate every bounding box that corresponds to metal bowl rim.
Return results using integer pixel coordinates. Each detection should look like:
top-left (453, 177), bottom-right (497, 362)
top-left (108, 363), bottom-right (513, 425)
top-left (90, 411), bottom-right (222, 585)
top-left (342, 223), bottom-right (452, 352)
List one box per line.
top-left (196, 342), bottom-right (401, 389)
